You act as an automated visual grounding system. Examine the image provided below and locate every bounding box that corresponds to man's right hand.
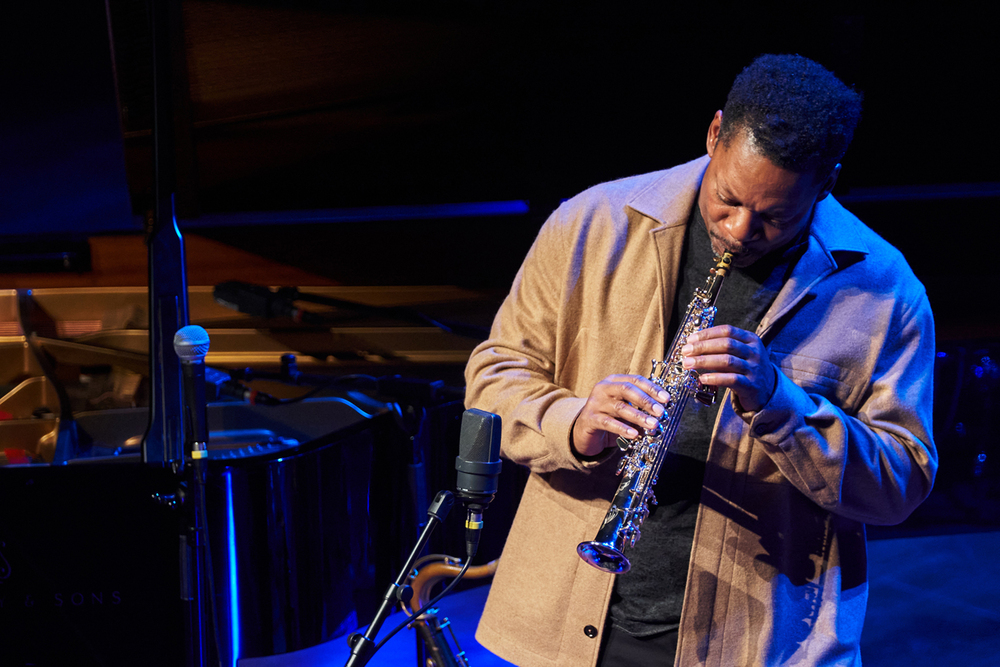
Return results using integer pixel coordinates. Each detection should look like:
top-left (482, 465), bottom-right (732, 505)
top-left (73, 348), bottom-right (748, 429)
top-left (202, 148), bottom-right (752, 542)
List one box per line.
top-left (571, 374), bottom-right (670, 459)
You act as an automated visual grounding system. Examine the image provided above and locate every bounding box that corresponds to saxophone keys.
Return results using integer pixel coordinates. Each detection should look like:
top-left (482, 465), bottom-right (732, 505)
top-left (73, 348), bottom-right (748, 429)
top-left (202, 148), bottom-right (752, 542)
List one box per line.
top-left (628, 529), bottom-right (641, 548)
top-left (615, 457), bottom-right (628, 475)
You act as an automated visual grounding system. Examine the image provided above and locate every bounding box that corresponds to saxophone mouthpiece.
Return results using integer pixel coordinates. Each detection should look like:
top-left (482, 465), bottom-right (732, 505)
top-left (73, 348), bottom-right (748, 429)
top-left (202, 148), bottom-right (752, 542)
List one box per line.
top-left (713, 252), bottom-right (733, 278)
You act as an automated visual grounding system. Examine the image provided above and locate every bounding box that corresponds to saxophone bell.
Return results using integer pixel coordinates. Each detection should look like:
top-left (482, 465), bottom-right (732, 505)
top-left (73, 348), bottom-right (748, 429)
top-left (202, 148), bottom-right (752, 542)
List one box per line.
top-left (576, 454), bottom-right (654, 573)
top-left (577, 541), bottom-right (632, 574)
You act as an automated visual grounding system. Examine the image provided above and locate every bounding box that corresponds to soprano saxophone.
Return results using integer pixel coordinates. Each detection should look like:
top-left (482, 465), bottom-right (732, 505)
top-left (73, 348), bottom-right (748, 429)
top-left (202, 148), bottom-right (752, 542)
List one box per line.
top-left (577, 252), bottom-right (733, 573)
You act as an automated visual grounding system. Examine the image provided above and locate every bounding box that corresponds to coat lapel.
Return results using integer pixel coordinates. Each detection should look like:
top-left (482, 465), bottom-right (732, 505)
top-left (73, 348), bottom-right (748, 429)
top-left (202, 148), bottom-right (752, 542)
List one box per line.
top-left (757, 194), bottom-right (870, 341)
top-left (624, 156), bottom-right (710, 371)
top-left (756, 234), bottom-right (837, 340)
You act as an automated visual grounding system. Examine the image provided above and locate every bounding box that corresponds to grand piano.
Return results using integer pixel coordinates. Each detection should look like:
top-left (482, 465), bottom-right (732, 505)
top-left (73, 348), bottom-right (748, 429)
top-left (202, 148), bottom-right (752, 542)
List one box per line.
top-left (1, 278), bottom-right (503, 665)
top-left (0, 2), bottom-right (531, 665)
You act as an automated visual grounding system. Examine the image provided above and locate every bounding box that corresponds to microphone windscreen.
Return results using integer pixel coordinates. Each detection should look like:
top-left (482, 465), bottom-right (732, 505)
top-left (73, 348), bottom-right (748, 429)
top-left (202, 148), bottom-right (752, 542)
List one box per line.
top-left (459, 408), bottom-right (501, 465)
top-left (173, 325), bottom-right (210, 364)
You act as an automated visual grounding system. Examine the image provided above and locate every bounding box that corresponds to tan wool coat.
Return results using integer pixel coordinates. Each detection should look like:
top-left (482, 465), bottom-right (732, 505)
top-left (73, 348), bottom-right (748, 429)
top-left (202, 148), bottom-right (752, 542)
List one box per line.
top-left (465, 156), bottom-right (937, 667)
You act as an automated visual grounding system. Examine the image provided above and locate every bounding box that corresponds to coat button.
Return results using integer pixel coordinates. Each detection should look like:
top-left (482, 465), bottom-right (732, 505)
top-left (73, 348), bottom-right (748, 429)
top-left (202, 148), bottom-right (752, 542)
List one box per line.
top-left (584, 625), bottom-right (598, 638)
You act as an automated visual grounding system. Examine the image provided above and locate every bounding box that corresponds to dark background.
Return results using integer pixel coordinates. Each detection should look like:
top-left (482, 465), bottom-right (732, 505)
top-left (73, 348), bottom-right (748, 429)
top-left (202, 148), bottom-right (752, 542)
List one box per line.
top-left (2, 3), bottom-right (996, 328)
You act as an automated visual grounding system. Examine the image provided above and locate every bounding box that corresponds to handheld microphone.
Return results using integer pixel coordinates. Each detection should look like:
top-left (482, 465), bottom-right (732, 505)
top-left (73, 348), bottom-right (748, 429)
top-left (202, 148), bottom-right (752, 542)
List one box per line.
top-left (454, 408), bottom-right (502, 557)
top-left (173, 325), bottom-right (210, 456)
top-left (174, 326), bottom-right (224, 662)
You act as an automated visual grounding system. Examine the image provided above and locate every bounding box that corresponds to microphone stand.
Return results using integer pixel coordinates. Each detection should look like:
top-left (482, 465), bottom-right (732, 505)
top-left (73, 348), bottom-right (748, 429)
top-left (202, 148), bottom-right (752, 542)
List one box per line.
top-left (181, 443), bottom-right (211, 666)
top-left (180, 442), bottom-right (224, 667)
top-left (345, 490), bottom-right (455, 667)
top-left (173, 325), bottom-right (222, 667)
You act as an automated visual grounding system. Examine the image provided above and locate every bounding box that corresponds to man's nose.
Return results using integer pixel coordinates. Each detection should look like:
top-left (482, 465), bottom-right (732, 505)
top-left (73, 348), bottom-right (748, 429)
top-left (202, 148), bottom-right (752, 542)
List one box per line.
top-left (724, 208), bottom-right (762, 243)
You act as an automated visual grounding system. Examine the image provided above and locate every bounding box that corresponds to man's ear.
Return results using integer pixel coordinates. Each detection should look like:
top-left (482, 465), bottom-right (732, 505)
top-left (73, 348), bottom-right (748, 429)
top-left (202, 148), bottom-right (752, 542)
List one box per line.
top-left (818, 163), bottom-right (842, 200)
top-left (706, 110), bottom-right (723, 157)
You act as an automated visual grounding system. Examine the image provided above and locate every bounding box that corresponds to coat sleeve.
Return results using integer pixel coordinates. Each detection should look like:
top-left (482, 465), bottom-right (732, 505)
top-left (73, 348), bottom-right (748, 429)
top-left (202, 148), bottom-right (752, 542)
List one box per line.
top-left (744, 291), bottom-right (937, 525)
top-left (464, 208), bottom-right (605, 475)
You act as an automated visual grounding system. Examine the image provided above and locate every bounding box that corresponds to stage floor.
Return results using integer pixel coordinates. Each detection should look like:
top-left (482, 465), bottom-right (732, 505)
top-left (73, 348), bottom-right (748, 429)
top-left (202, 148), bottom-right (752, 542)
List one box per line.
top-left (862, 529), bottom-right (1000, 666)
top-left (244, 530), bottom-right (1000, 667)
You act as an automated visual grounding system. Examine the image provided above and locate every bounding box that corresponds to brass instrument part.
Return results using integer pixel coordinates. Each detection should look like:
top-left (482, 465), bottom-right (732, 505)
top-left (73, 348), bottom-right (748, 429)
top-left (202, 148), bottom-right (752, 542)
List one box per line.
top-left (407, 557), bottom-right (499, 615)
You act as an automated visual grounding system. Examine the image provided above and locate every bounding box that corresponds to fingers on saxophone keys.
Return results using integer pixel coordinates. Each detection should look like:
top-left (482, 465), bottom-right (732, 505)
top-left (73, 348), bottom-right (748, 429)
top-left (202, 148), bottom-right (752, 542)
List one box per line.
top-left (625, 378), bottom-right (669, 415)
top-left (687, 325), bottom-right (739, 342)
top-left (612, 400), bottom-right (657, 433)
top-left (682, 353), bottom-right (746, 374)
top-left (604, 412), bottom-right (639, 440)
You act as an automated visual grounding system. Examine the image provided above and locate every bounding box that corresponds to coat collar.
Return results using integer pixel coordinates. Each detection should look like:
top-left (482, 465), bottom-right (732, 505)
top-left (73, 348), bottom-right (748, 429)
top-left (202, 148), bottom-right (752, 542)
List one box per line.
top-left (626, 155), bottom-right (709, 230)
top-left (759, 195), bottom-right (871, 337)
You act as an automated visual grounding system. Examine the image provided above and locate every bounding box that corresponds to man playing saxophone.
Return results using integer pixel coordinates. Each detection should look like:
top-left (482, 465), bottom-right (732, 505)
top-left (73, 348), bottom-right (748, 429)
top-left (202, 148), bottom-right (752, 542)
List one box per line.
top-left (465, 54), bottom-right (935, 667)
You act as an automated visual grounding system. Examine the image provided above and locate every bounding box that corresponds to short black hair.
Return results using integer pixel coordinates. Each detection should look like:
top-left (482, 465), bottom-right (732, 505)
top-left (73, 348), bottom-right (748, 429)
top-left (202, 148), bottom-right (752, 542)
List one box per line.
top-left (719, 54), bottom-right (863, 176)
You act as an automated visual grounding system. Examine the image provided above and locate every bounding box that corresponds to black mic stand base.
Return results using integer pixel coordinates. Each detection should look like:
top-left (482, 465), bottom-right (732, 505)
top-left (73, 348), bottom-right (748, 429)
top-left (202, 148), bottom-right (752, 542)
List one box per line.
top-left (345, 490), bottom-right (455, 667)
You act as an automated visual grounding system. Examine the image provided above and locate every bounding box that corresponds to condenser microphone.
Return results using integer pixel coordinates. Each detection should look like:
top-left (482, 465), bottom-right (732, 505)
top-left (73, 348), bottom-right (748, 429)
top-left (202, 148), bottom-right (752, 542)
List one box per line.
top-left (173, 325), bottom-right (211, 454)
top-left (454, 408), bottom-right (502, 557)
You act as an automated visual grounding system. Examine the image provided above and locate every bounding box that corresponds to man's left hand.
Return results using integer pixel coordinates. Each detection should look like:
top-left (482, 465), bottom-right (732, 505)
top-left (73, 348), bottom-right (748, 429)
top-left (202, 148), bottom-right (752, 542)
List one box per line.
top-left (680, 325), bottom-right (776, 412)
